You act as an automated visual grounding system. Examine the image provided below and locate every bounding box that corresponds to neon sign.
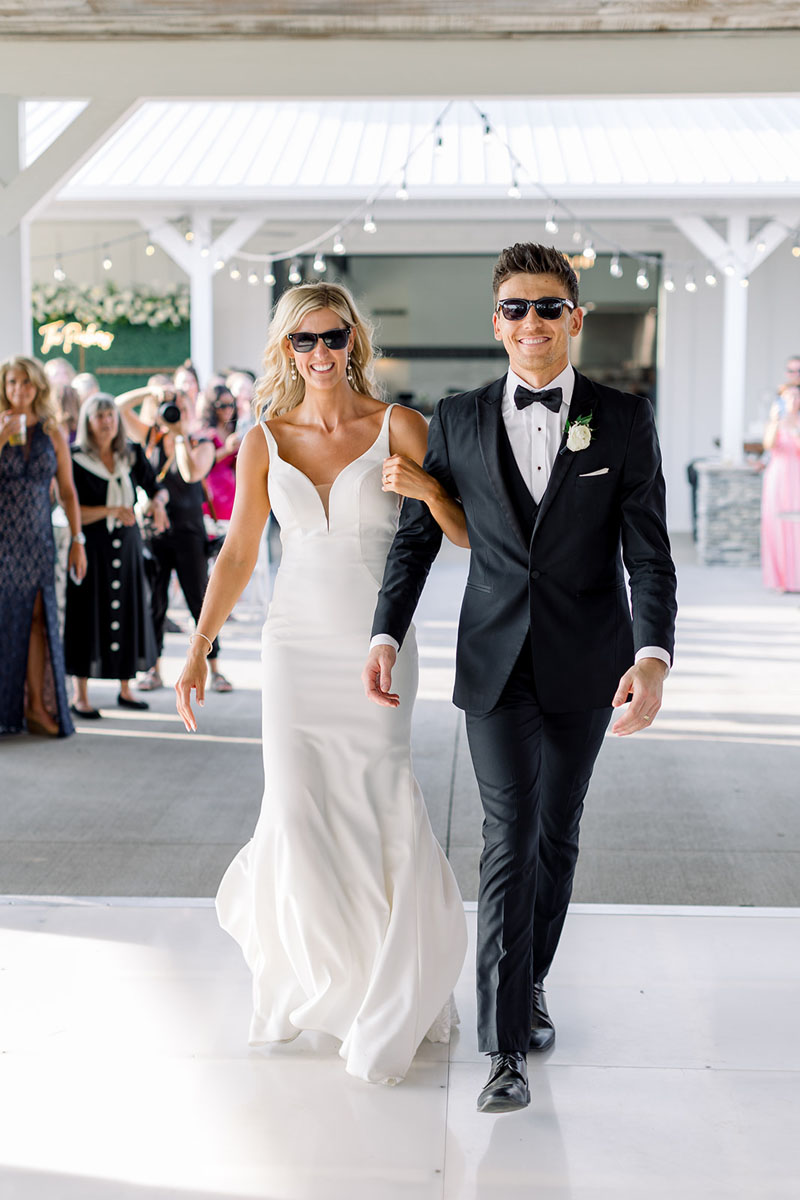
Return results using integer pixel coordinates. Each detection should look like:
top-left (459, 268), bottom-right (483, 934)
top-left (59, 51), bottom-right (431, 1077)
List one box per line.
top-left (39, 320), bottom-right (115, 356)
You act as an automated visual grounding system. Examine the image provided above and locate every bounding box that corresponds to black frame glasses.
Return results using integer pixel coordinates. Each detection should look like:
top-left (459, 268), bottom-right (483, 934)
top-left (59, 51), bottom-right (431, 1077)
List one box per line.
top-left (287, 327), bottom-right (351, 352)
top-left (495, 297), bottom-right (576, 322)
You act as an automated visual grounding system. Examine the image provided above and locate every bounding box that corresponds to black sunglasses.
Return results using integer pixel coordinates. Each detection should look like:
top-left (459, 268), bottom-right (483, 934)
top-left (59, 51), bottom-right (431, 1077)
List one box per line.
top-left (495, 297), bottom-right (576, 322)
top-left (287, 327), bottom-right (351, 353)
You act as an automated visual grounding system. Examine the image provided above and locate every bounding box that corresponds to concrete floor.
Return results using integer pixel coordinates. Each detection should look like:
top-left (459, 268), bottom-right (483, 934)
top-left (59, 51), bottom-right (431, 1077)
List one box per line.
top-left (2, 532), bottom-right (799, 904)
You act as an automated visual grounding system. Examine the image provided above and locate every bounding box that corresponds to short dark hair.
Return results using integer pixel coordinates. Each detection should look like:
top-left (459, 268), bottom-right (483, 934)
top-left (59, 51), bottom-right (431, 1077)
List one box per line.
top-left (492, 243), bottom-right (579, 306)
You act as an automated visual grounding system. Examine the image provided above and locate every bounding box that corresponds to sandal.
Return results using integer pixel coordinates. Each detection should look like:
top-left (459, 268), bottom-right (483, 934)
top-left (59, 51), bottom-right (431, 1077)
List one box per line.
top-left (137, 668), bottom-right (163, 692)
top-left (211, 672), bottom-right (233, 693)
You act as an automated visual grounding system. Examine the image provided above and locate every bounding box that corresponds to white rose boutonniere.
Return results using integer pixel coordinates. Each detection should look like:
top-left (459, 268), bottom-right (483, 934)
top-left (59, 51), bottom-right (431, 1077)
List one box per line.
top-left (565, 413), bottom-right (594, 453)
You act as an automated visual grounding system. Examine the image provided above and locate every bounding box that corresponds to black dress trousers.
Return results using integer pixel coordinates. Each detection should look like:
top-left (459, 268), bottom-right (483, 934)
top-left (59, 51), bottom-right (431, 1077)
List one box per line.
top-left (465, 638), bottom-right (611, 1054)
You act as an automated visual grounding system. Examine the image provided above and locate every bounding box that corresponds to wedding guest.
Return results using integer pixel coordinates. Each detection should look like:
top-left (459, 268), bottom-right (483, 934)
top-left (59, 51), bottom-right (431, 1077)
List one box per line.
top-left (197, 384), bottom-right (240, 524)
top-left (226, 370), bottom-right (256, 434)
top-left (44, 357), bottom-right (76, 390)
top-left (63, 394), bottom-right (167, 718)
top-left (54, 383), bottom-right (80, 442)
top-left (174, 361), bottom-right (201, 427)
top-left (762, 385), bottom-right (800, 592)
top-left (133, 392), bottom-right (233, 693)
top-left (0, 355), bottom-right (86, 737)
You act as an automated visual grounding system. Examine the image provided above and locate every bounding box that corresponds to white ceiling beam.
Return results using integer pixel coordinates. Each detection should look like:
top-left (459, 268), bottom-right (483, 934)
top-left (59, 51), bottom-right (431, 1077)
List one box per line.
top-left (674, 213), bottom-right (800, 276)
top-left (0, 95), bottom-right (141, 237)
top-left (210, 215), bottom-right (265, 264)
top-left (3, 35), bottom-right (800, 97)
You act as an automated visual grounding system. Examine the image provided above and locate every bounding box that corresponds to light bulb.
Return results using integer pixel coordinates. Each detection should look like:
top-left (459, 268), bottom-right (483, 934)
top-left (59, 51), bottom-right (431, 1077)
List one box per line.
top-left (684, 274), bottom-right (697, 293)
top-left (229, 264), bottom-right (241, 281)
top-left (545, 211), bottom-right (559, 235)
top-left (214, 259), bottom-right (225, 271)
top-left (756, 240), bottom-right (766, 253)
top-left (102, 254), bottom-right (112, 271)
top-left (705, 270), bottom-right (718, 287)
top-left (199, 245), bottom-right (210, 258)
top-left (507, 180), bottom-right (522, 199)
top-left (740, 277), bottom-right (750, 288)
top-left (395, 182), bottom-right (409, 201)
top-left (609, 255), bottom-right (623, 278)
top-left (53, 261), bottom-right (66, 282)
top-left (313, 253), bottom-right (327, 273)
top-left (288, 259), bottom-right (302, 284)
top-left (724, 263), bottom-right (736, 276)
top-left (583, 241), bottom-right (596, 262)
top-left (263, 270), bottom-right (276, 286)
top-left (792, 242), bottom-right (800, 259)
top-left (247, 271), bottom-right (259, 286)
top-left (636, 266), bottom-right (650, 290)
top-left (363, 214), bottom-right (377, 234)
top-left (184, 229), bottom-right (194, 243)
top-left (145, 241), bottom-right (155, 257)
top-left (663, 273), bottom-right (675, 292)
top-left (572, 227), bottom-right (583, 245)
top-left (333, 236), bottom-right (345, 255)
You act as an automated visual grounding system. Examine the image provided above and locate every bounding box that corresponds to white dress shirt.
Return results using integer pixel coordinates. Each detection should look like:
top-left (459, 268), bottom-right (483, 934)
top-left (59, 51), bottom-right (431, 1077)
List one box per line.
top-left (371, 366), bottom-right (670, 672)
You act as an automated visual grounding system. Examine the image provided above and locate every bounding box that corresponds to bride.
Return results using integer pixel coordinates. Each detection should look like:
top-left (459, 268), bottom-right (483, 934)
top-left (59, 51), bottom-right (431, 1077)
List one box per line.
top-left (175, 282), bottom-right (467, 1085)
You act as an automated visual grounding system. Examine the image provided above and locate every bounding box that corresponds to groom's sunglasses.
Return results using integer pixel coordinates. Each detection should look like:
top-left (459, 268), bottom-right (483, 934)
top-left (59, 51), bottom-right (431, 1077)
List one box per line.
top-left (495, 297), bottom-right (575, 322)
top-left (286, 327), bottom-right (351, 352)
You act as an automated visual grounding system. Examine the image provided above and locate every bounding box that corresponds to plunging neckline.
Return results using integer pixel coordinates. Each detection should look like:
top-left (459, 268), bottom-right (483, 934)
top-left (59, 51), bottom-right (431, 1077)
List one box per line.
top-left (266, 404), bottom-right (393, 530)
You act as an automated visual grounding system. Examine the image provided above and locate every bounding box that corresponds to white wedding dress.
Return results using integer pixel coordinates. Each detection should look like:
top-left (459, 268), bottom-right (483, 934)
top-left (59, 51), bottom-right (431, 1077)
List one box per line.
top-left (216, 404), bottom-right (467, 1085)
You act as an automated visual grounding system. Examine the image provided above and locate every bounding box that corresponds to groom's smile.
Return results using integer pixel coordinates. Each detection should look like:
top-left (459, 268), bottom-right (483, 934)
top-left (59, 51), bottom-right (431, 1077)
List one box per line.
top-left (493, 270), bottom-right (583, 388)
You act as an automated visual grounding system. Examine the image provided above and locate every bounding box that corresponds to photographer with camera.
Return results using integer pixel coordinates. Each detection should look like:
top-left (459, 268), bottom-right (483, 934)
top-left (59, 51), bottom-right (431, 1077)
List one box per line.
top-left (115, 376), bottom-right (233, 693)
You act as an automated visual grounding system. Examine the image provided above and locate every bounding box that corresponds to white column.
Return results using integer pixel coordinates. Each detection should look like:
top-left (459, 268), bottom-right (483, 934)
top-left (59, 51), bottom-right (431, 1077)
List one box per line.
top-left (719, 216), bottom-right (749, 465)
top-left (0, 97), bottom-right (29, 359)
top-left (189, 216), bottom-right (213, 386)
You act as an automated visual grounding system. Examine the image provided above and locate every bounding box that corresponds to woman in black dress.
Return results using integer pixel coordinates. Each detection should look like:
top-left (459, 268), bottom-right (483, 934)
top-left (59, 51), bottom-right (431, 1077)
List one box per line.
top-left (64, 394), bottom-right (167, 717)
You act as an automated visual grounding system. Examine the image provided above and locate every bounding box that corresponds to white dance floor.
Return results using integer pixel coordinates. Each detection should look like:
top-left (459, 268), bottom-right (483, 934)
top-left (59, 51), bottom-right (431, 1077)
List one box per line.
top-left (1, 899), bottom-right (797, 1199)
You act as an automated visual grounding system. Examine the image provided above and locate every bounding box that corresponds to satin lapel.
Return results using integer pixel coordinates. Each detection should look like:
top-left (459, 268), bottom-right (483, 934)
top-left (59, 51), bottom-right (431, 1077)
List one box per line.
top-left (475, 378), bottom-right (530, 553)
top-left (533, 371), bottom-right (597, 536)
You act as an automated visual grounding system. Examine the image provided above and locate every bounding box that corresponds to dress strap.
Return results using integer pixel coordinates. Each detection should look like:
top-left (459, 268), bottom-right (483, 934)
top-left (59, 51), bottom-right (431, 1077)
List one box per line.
top-left (379, 403), bottom-right (396, 455)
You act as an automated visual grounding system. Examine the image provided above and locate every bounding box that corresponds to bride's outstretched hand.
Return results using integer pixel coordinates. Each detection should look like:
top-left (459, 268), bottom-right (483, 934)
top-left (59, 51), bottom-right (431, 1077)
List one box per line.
top-left (175, 647), bottom-right (209, 732)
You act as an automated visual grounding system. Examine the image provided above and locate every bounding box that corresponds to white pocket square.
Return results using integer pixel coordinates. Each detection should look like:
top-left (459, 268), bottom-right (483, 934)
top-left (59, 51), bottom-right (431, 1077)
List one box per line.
top-left (578, 467), bottom-right (610, 477)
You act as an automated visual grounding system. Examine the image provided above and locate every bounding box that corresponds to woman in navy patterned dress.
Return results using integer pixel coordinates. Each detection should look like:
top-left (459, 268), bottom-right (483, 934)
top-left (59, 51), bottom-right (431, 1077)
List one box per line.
top-left (0, 356), bottom-right (86, 737)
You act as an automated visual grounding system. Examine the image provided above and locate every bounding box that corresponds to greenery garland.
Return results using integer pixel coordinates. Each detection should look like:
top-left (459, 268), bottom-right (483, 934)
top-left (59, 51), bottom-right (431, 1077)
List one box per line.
top-left (32, 282), bottom-right (190, 328)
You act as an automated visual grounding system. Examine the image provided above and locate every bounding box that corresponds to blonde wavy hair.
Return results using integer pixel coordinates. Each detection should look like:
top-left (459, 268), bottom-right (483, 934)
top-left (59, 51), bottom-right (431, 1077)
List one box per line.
top-left (253, 282), bottom-right (380, 421)
top-left (0, 355), bottom-right (59, 433)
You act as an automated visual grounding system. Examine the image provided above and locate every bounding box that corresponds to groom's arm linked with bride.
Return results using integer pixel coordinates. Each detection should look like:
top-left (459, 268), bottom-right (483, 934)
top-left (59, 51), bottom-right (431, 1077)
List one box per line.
top-left (362, 241), bottom-right (677, 1115)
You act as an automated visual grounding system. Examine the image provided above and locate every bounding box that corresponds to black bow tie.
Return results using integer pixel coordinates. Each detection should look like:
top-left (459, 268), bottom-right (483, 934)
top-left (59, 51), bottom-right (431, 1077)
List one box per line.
top-left (514, 384), bottom-right (562, 414)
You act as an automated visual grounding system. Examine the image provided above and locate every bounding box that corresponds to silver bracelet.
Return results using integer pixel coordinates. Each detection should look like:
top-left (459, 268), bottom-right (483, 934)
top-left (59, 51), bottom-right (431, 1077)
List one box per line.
top-left (190, 632), bottom-right (214, 652)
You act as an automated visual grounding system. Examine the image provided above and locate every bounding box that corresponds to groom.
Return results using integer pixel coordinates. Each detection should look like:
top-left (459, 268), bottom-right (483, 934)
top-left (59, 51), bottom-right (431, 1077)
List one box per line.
top-left (363, 243), bottom-right (677, 1114)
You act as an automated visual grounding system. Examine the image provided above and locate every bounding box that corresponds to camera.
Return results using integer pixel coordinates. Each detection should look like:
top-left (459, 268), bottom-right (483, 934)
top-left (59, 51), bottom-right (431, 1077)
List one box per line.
top-left (158, 400), bottom-right (182, 425)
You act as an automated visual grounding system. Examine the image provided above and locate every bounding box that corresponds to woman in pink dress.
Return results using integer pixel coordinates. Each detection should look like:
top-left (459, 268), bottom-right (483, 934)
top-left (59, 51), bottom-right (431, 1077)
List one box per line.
top-left (762, 386), bottom-right (800, 592)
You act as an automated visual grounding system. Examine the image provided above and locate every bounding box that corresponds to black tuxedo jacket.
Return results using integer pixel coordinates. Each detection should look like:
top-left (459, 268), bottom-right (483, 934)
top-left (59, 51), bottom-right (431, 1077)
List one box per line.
top-left (373, 371), bottom-right (678, 714)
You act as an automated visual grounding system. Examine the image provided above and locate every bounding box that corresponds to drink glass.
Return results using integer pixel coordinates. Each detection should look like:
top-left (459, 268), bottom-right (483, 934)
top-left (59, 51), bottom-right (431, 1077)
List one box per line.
top-left (8, 413), bottom-right (26, 446)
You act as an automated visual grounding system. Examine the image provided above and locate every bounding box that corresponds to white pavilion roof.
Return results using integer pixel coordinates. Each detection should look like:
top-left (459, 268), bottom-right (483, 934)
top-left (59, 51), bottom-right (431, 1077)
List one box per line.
top-left (24, 96), bottom-right (800, 204)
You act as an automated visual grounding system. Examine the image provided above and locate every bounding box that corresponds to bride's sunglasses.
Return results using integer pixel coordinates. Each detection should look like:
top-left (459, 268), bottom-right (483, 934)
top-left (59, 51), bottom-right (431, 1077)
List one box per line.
top-left (495, 297), bottom-right (575, 321)
top-left (287, 327), bottom-right (351, 352)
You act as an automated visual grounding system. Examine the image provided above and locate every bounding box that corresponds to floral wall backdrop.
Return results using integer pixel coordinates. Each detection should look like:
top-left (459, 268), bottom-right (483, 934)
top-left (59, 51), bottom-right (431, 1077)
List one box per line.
top-left (31, 282), bottom-right (191, 394)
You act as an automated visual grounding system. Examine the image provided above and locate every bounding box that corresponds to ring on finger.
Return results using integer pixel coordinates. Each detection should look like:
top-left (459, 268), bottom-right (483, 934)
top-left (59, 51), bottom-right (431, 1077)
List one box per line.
top-left (642, 713), bottom-right (652, 721)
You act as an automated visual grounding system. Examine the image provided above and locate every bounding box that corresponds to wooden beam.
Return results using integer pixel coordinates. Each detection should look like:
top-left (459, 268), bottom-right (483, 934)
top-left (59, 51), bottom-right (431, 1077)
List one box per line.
top-left (0, 95), bottom-right (140, 237)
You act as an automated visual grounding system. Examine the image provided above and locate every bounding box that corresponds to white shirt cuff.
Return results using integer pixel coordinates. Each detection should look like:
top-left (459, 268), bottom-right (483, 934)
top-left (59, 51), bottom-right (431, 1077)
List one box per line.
top-left (635, 646), bottom-right (671, 675)
top-left (370, 634), bottom-right (400, 652)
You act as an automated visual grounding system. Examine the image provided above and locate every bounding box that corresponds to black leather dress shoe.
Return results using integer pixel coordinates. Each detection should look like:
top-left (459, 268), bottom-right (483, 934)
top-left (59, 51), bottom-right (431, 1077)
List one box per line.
top-left (477, 1052), bottom-right (530, 1113)
top-left (118, 694), bottom-right (149, 711)
top-left (529, 983), bottom-right (555, 1052)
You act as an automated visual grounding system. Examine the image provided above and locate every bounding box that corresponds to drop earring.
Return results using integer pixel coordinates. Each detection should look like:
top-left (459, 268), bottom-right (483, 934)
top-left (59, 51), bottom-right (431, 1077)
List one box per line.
top-left (346, 355), bottom-right (354, 384)
top-left (290, 359), bottom-right (297, 382)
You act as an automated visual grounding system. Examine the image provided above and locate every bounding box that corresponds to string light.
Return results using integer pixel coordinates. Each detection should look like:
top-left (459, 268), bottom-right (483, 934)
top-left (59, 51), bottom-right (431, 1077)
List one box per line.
top-left (663, 271), bottom-right (675, 292)
top-left (756, 240), bottom-right (766, 253)
top-left (792, 236), bottom-right (800, 258)
top-left (545, 209), bottom-right (559, 235)
top-left (214, 258), bottom-right (225, 271)
top-left (684, 272), bottom-right (697, 293)
top-left (704, 268), bottom-right (718, 287)
top-left (636, 264), bottom-right (650, 290)
top-left (288, 258), bottom-right (302, 284)
top-left (263, 269), bottom-right (276, 286)
top-left (583, 240), bottom-right (596, 262)
top-left (145, 239), bottom-right (155, 257)
top-left (572, 226), bottom-right (583, 245)
top-left (184, 227), bottom-right (195, 243)
top-left (363, 213), bottom-right (377, 234)
top-left (229, 263), bottom-right (241, 281)
top-left (199, 245), bottom-right (210, 258)
top-left (247, 271), bottom-right (259, 286)
top-left (609, 255), bottom-right (623, 278)
top-left (395, 178), bottom-right (409, 201)
top-left (333, 235), bottom-right (346, 255)
top-left (313, 252), bottom-right (327, 273)
top-left (724, 263), bottom-right (736, 276)
top-left (507, 176), bottom-right (521, 200)
top-left (740, 277), bottom-right (750, 288)
top-left (102, 248), bottom-right (113, 271)
top-left (433, 127), bottom-right (444, 156)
